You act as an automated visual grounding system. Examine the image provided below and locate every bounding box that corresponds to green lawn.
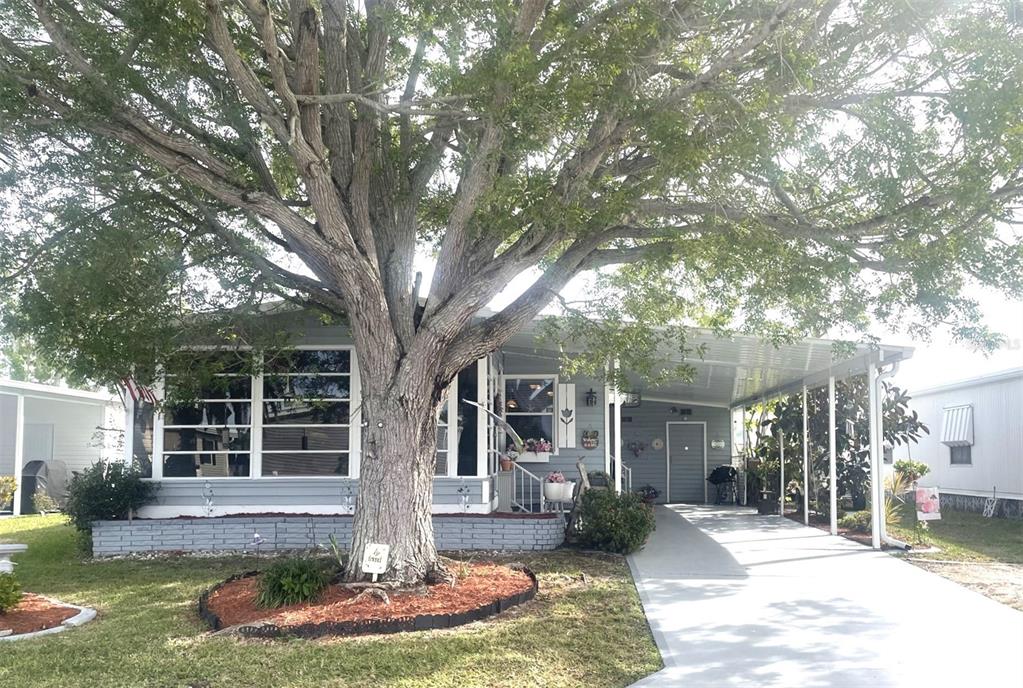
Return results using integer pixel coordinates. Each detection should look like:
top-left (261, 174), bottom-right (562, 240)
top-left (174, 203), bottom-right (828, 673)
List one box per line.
top-left (1, 516), bottom-right (661, 688)
top-left (889, 508), bottom-right (1023, 564)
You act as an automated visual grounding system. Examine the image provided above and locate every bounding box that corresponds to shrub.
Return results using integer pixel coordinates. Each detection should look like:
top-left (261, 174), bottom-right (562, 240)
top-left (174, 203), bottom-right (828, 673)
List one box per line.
top-left (0, 476), bottom-right (16, 511)
top-left (33, 489), bottom-right (60, 514)
top-left (893, 459), bottom-right (930, 482)
top-left (64, 462), bottom-right (157, 533)
top-left (0, 574), bottom-right (22, 613)
top-left (257, 558), bottom-right (329, 608)
top-left (636, 484), bottom-right (659, 504)
top-left (838, 510), bottom-right (872, 534)
top-left (576, 489), bottom-right (656, 554)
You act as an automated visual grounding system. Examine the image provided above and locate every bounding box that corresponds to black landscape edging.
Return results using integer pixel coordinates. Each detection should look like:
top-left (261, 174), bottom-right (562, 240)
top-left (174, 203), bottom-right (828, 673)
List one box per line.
top-left (197, 568), bottom-right (538, 639)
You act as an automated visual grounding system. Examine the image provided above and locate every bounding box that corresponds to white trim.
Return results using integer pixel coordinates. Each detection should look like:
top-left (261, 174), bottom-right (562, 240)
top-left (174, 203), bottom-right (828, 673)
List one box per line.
top-left (349, 351), bottom-right (362, 479)
top-left (665, 421), bottom-right (708, 504)
top-left (557, 382), bottom-right (576, 448)
top-left (643, 396), bottom-right (732, 409)
top-left (910, 367), bottom-right (1023, 397)
top-left (476, 357), bottom-right (488, 479)
top-left (0, 378), bottom-right (116, 403)
top-left (122, 393), bottom-right (135, 465)
top-left (136, 502), bottom-right (496, 518)
top-left (603, 367), bottom-right (611, 475)
top-left (12, 394), bottom-right (25, 516)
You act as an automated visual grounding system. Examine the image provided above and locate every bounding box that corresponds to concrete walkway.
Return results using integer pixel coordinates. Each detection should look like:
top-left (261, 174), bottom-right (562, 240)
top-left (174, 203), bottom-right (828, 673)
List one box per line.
top-left (628, 505), bottom-right (1023, 687)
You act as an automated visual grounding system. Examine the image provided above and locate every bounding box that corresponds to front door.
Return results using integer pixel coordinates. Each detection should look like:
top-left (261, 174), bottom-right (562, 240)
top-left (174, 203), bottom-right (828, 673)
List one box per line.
top-left (667, 422), bottom-right (706, 503)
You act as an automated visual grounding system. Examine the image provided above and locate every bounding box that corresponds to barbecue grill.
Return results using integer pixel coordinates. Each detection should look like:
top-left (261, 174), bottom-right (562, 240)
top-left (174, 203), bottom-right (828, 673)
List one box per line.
top-left (706, 465), bottom-right (738, 505)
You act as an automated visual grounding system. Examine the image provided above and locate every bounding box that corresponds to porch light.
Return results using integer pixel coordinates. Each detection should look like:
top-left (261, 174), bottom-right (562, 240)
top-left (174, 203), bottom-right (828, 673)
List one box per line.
top-left (584, 388), bottom-right (597, 406)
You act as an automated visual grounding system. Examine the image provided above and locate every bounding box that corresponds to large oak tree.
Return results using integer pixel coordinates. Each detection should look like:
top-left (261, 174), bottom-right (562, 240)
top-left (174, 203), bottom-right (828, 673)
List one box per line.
top-left (1, 0), bottom-right (1021, 583)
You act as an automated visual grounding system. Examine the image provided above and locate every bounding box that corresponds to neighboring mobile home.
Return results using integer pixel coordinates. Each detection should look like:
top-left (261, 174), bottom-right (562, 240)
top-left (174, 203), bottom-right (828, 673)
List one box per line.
top-left (0, 378), bottom-right (125, 514)
top-left (894, 368), bottom-right (1023, 518)
top-left (94, 308), bottom-right (913, 555)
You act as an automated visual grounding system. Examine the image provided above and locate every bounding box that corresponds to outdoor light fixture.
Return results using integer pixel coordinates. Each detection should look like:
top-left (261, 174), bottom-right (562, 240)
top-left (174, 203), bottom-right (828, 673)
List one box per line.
top-left (584, 388), bottom-right (597, 406)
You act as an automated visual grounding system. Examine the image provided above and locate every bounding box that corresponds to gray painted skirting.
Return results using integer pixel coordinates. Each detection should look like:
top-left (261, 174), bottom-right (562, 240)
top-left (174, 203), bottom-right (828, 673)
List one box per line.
top-left (939, 492), bottom-right (1023, 520)
top-left (92, 514), bottom-right (566, 556)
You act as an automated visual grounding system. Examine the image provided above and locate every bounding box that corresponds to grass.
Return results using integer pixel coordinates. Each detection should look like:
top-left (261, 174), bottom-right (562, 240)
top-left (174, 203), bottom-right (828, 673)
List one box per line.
top-left (888, 508), bottom-right (1023, 564)
top-left (0, 515), bottom-right (661, 688)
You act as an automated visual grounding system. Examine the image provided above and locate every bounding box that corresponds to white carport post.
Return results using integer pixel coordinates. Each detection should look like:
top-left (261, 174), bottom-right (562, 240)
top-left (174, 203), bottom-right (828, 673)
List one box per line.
top-left (612, 359), bottom-right (623, 495)
top-left (802, 385), bottom-right (809, 526)
top-left (12, 393), bottom-right (25, 516)
top-left (778, 428), bottom-right (785, 516)
top-left (868, 359), bottom-right (882, 550)
top-left (828, 375), bottom-right (838, 535)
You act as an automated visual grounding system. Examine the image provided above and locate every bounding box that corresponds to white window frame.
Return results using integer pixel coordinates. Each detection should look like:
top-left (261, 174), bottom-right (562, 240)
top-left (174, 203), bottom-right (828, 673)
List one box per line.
top-left (152, 344), bottom-right (361, 481)
top-left (436, 381), bottom-right (458, 478)
top-left (501, 373), bottom-right (559, 454)
top-left (260, 345), bottom-right (357, 479)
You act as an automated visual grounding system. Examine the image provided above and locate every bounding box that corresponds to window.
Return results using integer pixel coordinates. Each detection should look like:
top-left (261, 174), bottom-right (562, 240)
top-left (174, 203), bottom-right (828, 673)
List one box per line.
top-left (162, 353), bottom-right (252, 478)
top-left (504, 376), bottom-right (556, 448)
top-left (261, 349), bottom-right (352, 477)
top-left (435, 364), bottom-right (481, 477)
top-left (436, 388), bottom-right (453, 476)
top-left (950, 445), bottom-right (972, 465)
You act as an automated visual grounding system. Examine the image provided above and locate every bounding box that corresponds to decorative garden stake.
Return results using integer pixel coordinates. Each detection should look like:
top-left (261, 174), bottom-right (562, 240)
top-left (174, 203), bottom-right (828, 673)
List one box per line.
top-left (202, 481), bottom-right (215, 518)
top-left (250, 532), bottom-right (264, 562)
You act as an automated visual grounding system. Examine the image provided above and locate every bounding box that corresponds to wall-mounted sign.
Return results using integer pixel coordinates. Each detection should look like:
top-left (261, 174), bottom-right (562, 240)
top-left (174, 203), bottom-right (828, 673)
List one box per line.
top-left (621, 416), bottom-right (633, 423)
top-left (711, 439), bottom-right (726, 450)
top-left (621, 392), bottom-right (642, 408)
top-left (361, 543), bottom-right (390, 581)
top-left (670, 407), bottom-right (693, 416)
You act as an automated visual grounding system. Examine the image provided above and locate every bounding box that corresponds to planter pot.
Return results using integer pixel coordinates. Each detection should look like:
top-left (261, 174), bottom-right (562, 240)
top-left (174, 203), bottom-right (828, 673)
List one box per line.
top-left (543, 482), bottom-right (564, 501)
top-left (519, 451), bottom-right (550, 463)
top-left (560, 482), bottom-right (576, 502)
top-left (757, 492), bottom-right (777, 515)
top-left (499, 458), bottom-right (515, 471)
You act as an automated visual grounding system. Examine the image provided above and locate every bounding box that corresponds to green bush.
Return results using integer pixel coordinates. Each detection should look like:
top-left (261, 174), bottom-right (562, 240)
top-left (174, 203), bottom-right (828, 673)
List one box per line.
top-left (64, 462), bottom-right (157, 533)
top-left (577, 489), bottom-right (656, 554)
top-left (257, 558), bottom-right (330, 608)
top-left (838, 510), bottom-right (872, 534)
top-left (0, 476), bottom-right (16, 511)
top-left (0, 573), bottom-right (22, 613)
top-left (893, 459), bottom-right (930, 482)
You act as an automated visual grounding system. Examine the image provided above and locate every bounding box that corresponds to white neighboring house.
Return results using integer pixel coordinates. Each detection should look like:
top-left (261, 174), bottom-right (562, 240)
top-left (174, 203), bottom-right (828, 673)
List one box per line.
top-left (894, 368), bottom-right (1023, 518)
top-left (0, 379), bottom-right (125, 515)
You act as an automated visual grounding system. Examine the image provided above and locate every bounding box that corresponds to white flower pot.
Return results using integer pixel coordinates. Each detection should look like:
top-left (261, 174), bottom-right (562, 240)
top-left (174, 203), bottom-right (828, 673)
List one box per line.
top-left (560, 482), bottom-right (576, 502)
top-left (544, 483), bottom-right (563, 501)
top-left (520, 451), bottom-right (550, 463)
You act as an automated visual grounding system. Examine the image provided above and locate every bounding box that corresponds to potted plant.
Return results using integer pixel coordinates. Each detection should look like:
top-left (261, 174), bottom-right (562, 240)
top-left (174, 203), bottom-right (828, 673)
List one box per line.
top-left (499, 451), bottom-right (517, 472)
top-left (543, 472), bottom-right (575, 501)
top-left (520, 438), bottom-right (552, 463)
top-left (636, 484), bottom-right (659, 505)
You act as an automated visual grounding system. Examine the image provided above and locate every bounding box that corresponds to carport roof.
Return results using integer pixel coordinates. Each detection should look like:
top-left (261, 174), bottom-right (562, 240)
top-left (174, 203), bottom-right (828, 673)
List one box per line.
top-left (503, 326), bottom-right (914, 408)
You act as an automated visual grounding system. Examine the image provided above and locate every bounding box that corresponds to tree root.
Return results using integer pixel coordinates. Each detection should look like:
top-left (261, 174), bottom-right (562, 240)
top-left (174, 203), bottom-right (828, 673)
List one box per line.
top-left (347, 587), bottom-right (390, 606)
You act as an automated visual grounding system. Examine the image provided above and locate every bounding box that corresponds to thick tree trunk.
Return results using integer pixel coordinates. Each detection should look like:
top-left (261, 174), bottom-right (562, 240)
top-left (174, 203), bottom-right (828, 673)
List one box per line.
top-left (343, 383), bottom-right (443, 584)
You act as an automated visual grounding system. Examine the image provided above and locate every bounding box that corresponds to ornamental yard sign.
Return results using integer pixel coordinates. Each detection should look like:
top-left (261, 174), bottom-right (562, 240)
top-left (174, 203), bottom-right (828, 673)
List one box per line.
top-left (361, 543), bottom-right (390, 582)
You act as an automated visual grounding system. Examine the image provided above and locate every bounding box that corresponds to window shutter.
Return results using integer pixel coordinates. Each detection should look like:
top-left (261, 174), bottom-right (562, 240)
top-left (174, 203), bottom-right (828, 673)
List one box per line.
top-left (557, 383), bottom-right (576, 449)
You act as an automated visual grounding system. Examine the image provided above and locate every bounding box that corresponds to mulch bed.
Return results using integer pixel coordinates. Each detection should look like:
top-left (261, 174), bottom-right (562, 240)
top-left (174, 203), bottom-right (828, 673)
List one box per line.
top-left (784, 511), bottom-right (885, 547)
top-left (202, 563), bottom-right (536, 638)
top-left (0, 594), bottom-right (79, 636)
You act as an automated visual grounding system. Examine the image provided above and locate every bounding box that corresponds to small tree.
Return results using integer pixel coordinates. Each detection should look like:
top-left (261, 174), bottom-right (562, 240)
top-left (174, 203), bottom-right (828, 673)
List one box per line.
top-left (750, 377), bottom-right (928, 512)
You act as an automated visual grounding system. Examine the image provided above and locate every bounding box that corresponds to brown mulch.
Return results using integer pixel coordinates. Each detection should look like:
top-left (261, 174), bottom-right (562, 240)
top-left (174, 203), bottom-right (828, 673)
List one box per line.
top-left (207, 563), bottom-right (534, 629)
top-left (0, 594), bottom-right (79, 636)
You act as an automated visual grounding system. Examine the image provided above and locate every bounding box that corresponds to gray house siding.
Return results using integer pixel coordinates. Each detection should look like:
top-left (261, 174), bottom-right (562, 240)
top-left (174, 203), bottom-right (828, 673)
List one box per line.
top-left (619, 401), bottom-right (731, 503)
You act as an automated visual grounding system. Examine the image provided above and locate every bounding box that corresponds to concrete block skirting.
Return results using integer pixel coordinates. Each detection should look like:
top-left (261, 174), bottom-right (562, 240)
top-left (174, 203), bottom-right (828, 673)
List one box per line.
top-left (92, 514), bottom-right (566, 556)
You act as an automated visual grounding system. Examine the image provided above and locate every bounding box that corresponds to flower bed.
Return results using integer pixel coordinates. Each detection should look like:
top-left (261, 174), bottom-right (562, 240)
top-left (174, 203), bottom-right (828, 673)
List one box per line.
top-left (0, 594), bottom-right (89, 639)
top-left (200, 563), bottom-right (537, 639)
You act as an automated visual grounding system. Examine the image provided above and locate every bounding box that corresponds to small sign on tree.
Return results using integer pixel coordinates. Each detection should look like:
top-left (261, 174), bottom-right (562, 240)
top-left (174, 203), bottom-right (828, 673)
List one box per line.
top-left (361, 543), bottom-right (390, 582)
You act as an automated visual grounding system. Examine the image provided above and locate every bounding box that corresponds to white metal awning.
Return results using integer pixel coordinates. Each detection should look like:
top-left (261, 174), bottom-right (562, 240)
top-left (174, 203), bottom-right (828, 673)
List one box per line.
top-left (941, 405), bottom-right (974, 447)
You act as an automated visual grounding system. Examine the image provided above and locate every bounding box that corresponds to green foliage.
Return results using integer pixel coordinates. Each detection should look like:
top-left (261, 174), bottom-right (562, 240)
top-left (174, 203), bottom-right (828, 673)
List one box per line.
top-left (32, 489), bottom-right (59, 514)
top-left (0, 573), bottom-right (22, 613)
top-left (747, 377), bottom-right (928, 512)
top-left (894, 459), bottom-right (931, 482)
top-left (838, 510), bottom-right (872, 534)
top-left (0, 476), bottom-right (16, 510)
top-left (63, 462), bottom-right (157, 533)
top-left (256, 558), bottom-right (330, 608)
top-left (577, 489), bottom-right (656, 554)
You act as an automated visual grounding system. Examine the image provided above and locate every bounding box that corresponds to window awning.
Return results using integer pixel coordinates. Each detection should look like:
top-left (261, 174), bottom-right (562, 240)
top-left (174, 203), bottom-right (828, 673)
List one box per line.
top-left (941, 405), bottom-right (974, 447)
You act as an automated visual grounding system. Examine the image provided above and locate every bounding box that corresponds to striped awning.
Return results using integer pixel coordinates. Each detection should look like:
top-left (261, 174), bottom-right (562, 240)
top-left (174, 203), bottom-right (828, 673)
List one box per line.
top-left (941, 405), bottom-right (974, 447)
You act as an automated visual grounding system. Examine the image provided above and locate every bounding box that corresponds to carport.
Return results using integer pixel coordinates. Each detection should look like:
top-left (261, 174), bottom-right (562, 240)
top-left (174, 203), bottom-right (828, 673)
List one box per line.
top-left (603, 331), bottom-right (915, 550)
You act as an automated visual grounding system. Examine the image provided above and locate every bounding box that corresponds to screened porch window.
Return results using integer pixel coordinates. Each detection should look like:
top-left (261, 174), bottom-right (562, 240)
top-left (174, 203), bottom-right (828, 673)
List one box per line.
top-left (162, 353), bottom-right (253, 478)
top-left (262, 349), bottom-right (352, 477)
top-left (503, 376), bottom-right (556, 448)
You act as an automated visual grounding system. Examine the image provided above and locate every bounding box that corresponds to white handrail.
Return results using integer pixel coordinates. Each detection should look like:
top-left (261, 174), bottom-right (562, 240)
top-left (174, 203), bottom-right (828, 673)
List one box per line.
top-left (621, 463), bottom-right (632, 493)
top-left (510, 462), bottom-right (545, 513)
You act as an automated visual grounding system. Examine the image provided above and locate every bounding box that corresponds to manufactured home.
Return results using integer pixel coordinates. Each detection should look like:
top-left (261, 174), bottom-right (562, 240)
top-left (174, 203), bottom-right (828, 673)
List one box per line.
top-left (894, 368), bottom-right (1023, 518)
top-left (0, 378), bottom-right (124, 514)
top-left (92, 308), bottom-right (913, 555)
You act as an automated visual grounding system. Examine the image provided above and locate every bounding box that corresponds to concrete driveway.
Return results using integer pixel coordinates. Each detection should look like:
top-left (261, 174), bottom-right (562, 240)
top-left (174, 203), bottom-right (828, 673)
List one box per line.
top-left (628, 505), bottom-right (1023, 687)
